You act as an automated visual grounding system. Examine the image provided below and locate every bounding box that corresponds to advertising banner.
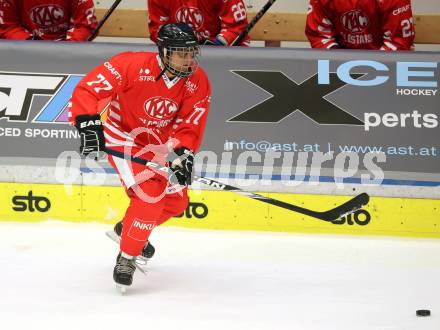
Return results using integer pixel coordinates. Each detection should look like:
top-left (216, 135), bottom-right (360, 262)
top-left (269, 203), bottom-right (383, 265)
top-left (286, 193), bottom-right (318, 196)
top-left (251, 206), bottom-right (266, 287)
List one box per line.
top-left (1, 182), bottom-right (439, 238)
top-left (0, 41), bottom-right (439, 190)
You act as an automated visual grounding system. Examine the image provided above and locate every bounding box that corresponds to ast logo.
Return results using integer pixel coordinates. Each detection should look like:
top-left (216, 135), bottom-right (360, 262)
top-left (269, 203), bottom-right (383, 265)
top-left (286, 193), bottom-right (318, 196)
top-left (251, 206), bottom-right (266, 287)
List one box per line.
top-left (29, 5), bottom-right (65, 27)
top-left (175, 7), bottom-right (204, 29)
top-left (0, 72), bottom-right (83, 123)
top-left (144, 96), bottom-right (178, 120)
top-left (341, 10), bottom-right (369, 33)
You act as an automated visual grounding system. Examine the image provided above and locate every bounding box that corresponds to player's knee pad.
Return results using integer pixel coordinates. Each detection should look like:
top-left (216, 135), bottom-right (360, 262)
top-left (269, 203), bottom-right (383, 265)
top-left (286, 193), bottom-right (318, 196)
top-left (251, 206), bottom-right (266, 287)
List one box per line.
top-left (155, 189), bottom-right (188, 226)
top-left (169, 195), bottom-right (189, 217)
top-left (126, 194), bottom-right (165, 219)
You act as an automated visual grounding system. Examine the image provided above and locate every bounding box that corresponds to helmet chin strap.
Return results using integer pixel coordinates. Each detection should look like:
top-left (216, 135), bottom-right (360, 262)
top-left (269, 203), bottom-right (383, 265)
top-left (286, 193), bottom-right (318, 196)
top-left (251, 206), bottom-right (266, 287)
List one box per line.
top-left (155, 66), bottom-right (168, 81)
top-left (155, 50), bottom-right (171, 81)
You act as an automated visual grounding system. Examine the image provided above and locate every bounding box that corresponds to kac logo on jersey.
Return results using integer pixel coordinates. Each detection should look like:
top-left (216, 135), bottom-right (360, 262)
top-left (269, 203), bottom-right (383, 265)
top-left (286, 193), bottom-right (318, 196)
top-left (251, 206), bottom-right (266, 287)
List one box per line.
top-left (175, 7), bottom-right (204, 29)
top-left (29, 5), bottom-right (65, 27)
top-left (144, 96), bottom-right (178, 120)
top-left (341, 10), bottom-right (369, 33)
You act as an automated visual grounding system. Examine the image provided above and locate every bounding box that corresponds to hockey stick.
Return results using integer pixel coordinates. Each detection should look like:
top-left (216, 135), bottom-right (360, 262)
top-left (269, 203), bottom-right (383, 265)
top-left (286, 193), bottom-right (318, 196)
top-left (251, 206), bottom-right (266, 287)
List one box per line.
top-left (105, 148), bottom-right (369, 222)
top-left (204, 0), bottom-right (277, 46)
top-left (232, 0), bottom-right (277, 46)
top-left (88, 0), bottom-right (123, 41)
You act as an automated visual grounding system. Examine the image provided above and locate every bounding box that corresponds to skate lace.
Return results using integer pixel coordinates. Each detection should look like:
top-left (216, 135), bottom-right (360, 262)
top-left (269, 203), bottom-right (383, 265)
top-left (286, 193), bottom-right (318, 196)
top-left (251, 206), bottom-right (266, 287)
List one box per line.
top-left (116, 257), bottom-right (136, 275)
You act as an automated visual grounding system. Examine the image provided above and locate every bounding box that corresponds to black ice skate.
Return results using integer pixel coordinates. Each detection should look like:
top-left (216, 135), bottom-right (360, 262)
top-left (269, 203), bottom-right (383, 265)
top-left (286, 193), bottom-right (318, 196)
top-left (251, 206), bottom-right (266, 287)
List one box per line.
top-left (113, 253), bottom-right (136, 294)
top-left (105, 222), bottom-right (151, 275)
top-left (113, 221), bottom-right (155, 260)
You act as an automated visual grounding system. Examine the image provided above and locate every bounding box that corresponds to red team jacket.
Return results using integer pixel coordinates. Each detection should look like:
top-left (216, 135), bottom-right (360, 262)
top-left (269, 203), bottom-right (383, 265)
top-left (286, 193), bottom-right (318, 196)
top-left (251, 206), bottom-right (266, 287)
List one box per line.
top-left (148, 0), bottom-right (250, 46)
top-left (0, 0), bottom-right (97, 41)
top-left (306, 0), bottom-right (415, 50)
top-left (69, 52), bottom-right (211, 160)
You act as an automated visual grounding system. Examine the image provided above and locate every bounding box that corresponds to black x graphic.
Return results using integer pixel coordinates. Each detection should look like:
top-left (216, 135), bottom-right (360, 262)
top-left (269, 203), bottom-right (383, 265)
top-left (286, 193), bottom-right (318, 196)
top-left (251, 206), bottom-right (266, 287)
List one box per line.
top-left (229, 71), bottom-right (364, 125)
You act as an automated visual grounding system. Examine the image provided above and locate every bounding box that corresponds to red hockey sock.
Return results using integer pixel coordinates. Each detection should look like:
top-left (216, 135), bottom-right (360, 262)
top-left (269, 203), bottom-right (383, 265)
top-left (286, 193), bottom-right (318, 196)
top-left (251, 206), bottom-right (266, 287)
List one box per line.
top-left (120, 178), bottom-right (167, 256)
top-left (119, 178), bottom-right (189, 256)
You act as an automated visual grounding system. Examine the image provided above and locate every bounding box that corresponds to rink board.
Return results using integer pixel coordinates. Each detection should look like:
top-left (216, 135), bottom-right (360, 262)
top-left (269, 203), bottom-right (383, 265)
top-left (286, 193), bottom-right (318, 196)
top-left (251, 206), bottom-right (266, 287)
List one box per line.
top-left (1, 42), bottom-right (440, 193)
top-left (1, 182), bottom-right (439, 238)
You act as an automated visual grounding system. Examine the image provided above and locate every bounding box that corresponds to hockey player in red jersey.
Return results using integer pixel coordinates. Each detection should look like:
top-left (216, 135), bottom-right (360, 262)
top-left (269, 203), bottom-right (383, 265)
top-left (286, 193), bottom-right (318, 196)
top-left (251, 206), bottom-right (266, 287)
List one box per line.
top-left (0, 0), bottom-right (97, 41)
top-left (148, 0), bottom-right (250, 46)
top-left (305, 0), bottom-right (415, 50)
top-left (69, 23), bottom-right (211, 289)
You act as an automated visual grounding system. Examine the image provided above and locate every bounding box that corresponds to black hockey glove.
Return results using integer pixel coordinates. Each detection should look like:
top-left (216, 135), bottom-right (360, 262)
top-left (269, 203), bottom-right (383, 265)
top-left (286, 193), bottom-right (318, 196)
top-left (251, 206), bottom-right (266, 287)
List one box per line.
top-left (27, 32), bottom-right (42, 40)
top-left (169, 147), bottom-right (194, 186)
top-left (74, 114), bottom-right (105, 157)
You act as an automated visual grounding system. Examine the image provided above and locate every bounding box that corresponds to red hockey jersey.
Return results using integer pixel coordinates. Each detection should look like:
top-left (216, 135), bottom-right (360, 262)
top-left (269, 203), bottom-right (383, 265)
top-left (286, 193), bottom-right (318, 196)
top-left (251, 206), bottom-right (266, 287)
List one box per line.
top-left (0, 0), bottom-right (97, 41)
top-left (148, 0), bottom-right (250, 46)
top-left (305, 0), bottom-right (414, 50)
top-left (69, 52), bottom-right (211, 157)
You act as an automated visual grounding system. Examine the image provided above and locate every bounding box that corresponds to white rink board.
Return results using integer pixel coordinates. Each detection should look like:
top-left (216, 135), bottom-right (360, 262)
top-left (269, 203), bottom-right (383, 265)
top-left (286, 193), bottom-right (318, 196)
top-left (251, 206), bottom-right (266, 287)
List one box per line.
top-left (2, 164), bottom-right (440, 199)
top-left (0, 221), bottom-right (439, 330)
top-left (94, 0), bottom-right (440, 13)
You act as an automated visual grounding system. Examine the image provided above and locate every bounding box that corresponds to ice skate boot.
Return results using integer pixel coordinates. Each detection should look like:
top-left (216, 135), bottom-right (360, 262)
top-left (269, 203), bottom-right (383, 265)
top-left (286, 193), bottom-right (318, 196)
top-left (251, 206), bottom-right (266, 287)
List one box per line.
top-left (113, 252), bottom-right (136, 294)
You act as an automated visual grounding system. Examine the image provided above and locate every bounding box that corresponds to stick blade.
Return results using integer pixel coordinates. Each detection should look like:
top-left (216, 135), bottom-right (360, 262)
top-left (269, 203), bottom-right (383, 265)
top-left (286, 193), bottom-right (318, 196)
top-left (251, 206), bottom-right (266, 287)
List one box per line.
top-left (203, 39), bottom-right (217, 46)
top-left (320, 193), bottom-right (370, 222)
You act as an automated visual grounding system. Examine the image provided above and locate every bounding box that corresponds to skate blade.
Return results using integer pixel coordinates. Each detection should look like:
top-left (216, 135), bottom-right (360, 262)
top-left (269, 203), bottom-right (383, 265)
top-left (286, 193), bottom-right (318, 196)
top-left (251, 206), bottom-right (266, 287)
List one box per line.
top-left (134, 259), bottom-right (148, 275)
top-left (106, 230), bottom-right (120, 244)
top-left (135, 256), bottom-right (149, 266)
top-left (115, 283), bottom-right (128, 294)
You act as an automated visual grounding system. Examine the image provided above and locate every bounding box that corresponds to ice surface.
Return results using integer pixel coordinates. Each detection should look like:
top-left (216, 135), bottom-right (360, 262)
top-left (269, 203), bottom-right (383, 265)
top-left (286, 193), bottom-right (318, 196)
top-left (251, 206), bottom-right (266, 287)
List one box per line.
top-left (0, 221), bottom-right (439, 330)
